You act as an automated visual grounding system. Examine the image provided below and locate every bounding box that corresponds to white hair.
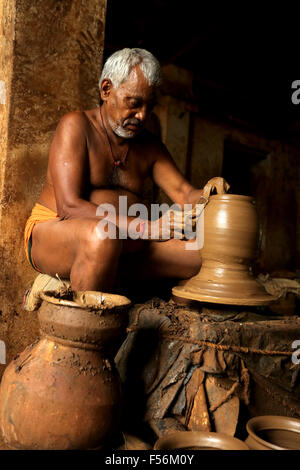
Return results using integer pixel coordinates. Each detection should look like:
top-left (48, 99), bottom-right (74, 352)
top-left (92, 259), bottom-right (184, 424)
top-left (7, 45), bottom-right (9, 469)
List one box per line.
top-left (99, 48), bottom-right (162, 90)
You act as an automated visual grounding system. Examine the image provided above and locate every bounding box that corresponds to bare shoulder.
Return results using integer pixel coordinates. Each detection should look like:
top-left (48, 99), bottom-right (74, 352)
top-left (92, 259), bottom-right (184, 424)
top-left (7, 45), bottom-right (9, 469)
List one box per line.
top-left (49, 111), bottom-right (89, 160)
top-left (56, 110), bottom-right (89, 137)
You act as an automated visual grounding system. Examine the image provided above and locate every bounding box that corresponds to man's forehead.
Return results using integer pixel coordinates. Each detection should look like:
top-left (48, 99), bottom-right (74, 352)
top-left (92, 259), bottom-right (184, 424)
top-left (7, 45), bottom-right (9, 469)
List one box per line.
top-left (118, 85), bottom-right (156, 102)
top-left (118, 65), bottom-right (155, 95)
top-left (126, 64), bottom-right (147, 83)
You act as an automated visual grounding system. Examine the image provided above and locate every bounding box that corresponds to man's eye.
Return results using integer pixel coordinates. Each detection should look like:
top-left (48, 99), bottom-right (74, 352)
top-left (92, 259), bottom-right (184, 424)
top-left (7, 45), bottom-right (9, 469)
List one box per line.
top-left (127, 98), bottom-right (139, 107)
top-left (129, 100), bottom-right (139, 108)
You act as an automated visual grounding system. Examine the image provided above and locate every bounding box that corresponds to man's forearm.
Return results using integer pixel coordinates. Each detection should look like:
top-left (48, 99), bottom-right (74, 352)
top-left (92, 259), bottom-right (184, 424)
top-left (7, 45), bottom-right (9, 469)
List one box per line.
top-left (57, 198), bottom-right (99, 220)
top-left (184, 187), bottom-right (204, 205)
top-left (57, 198), bottom-right (182, 240)
top-left (57, 198), bottom-right (150, 238)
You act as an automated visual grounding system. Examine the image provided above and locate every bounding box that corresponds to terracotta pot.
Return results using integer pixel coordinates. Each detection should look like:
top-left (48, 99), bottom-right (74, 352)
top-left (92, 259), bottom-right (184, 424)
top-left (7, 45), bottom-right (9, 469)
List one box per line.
top-left (245, 415), bottom-right (300, 450)
top-left (154, 431), bottom-right (249, 450)
top-left (173, 178), bottom-right (276, 306)
top-left (0, 290), bottom-right (131, 450)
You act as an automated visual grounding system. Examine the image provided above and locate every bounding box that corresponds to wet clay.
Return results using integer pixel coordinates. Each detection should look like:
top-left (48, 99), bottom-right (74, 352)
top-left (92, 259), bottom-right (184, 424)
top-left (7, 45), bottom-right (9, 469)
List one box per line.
top-left (245, 415), bottom-right (300, 450)
top-left (0, 290), bottom-right (131, 450)
top-left (154, 431), bottom-right (249, 450)
top-left (173, 178), bottom-right (276, 306)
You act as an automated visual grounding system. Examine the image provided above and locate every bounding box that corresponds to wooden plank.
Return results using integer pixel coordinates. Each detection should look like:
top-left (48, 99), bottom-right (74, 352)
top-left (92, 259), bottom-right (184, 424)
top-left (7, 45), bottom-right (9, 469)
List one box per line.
top-left (205, 375), bottom-right (239, 436)
top-left (185, 368), bottom-right (211, 431)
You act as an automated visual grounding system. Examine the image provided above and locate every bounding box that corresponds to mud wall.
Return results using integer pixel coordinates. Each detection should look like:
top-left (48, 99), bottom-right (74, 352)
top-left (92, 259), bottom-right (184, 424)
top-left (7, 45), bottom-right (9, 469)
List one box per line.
top-left (0, 0), bottom-right (107, 377)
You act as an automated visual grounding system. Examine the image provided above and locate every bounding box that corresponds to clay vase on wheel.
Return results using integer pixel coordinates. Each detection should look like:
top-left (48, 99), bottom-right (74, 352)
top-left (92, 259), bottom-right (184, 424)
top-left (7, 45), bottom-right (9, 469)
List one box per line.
top-left (0, 290), bottom-right (131, 450)
top-left (173, 177), bottom-right (276, 306)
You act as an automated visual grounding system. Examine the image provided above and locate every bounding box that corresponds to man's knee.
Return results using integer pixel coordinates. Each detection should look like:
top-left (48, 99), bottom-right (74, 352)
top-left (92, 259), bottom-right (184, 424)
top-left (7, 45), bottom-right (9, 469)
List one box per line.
top-left (80, 220), bottom-right (123, 257)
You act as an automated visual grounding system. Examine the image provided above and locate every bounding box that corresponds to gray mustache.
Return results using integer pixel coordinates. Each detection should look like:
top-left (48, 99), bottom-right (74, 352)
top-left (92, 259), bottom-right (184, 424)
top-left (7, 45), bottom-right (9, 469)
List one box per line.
top-left (123, 118), bottom-right (141, 127)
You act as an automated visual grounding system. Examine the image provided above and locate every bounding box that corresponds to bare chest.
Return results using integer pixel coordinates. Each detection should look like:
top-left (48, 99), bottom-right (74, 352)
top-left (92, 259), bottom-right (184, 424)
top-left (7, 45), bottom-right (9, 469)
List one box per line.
top-left (87, 140), bottom-right (149, 197)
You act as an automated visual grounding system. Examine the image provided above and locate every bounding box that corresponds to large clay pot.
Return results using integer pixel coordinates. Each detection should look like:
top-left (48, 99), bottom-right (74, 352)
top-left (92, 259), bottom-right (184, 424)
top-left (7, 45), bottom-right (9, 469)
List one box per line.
top-left (0, 290), bottom-right (131, 450)
top-left (245, 415), bottom-right (300, 450)
top-left (173, 178), bottom-right (276, 306)
top-left (154, 431), bottom-right (249, 450)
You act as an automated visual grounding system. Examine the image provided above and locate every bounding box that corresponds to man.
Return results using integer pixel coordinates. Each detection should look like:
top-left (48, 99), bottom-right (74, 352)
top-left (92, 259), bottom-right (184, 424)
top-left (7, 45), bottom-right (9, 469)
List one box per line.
top-left (24, 48), bottom-right (204, 293)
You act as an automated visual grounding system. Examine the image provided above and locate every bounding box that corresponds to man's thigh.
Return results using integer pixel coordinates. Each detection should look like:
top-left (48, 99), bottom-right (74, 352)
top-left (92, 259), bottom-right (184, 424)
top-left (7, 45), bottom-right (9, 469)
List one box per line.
top-left (32, 218), bottom-right (201, 282)
top-left (119, 238), bottom-right (202, 280)
top-left (31, 217), bottom-right (147, 277)
top-left (31, 217), bottom-right (99, 277)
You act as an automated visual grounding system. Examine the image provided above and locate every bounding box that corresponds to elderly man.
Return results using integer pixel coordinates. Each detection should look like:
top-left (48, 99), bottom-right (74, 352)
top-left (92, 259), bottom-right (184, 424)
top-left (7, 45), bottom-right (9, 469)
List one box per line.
top-left (24, 48), bottom-right (203, 292)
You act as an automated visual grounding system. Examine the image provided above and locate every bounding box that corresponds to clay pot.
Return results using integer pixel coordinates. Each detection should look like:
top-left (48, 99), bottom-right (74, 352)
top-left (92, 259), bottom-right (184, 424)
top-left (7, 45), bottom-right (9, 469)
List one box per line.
top-left (154, 431), bottom-right (249, 450)
top-left (173, 178), bottom-right (276, 306)
top-left (0, 290), bottom-right (131, 450)
top-left (245, 415), bottom-right (300, 450)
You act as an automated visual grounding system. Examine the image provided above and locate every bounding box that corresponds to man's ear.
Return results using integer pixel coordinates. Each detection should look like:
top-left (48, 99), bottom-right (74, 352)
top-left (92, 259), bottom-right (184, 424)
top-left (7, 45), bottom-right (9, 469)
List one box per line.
top-left (100, 79), bottom-right (113, 101)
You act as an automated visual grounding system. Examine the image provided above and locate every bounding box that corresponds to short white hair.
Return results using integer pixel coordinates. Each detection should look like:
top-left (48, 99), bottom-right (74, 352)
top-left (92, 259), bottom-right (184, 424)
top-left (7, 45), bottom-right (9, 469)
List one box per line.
top-left (99, 48), bottom-right (162, 90)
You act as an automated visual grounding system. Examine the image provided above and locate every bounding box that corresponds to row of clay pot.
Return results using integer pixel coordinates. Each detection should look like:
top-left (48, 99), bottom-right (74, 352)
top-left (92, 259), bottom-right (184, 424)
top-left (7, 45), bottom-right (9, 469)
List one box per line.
top-left (0, 289), bottom-right (300, 450)
top-left (153, 415), bottom-right (300, 450)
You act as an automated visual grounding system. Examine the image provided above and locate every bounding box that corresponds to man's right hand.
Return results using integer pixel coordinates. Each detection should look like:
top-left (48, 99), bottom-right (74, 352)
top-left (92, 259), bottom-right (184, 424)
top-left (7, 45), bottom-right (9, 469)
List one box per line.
top-left (157, 211), bottom-right (185, 241)
top-left (146, 207), bottom-right (201, 241)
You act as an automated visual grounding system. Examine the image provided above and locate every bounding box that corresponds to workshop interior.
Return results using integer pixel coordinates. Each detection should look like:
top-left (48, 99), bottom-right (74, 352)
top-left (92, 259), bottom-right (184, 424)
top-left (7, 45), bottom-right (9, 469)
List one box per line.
top-left (0, 0), bottom-right (299, 451)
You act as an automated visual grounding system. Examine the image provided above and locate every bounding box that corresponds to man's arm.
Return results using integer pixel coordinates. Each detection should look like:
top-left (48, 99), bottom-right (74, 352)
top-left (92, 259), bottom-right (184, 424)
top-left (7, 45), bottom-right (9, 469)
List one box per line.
top-left (49, 113), bottom-right (147, 233)
top-left (49, 111), bottom-right (99, 219)
top-left (151, 141), bottom-right (203, 207)
top-left (49, 113), bottom-right (171, 240)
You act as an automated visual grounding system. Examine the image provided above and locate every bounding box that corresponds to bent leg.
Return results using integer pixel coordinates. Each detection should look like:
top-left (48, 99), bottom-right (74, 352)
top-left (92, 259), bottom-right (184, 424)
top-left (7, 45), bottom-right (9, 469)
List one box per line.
top-left (119, 238), bottom-right (202, 281)
top-left (31, 217), bottom-right (123, 292)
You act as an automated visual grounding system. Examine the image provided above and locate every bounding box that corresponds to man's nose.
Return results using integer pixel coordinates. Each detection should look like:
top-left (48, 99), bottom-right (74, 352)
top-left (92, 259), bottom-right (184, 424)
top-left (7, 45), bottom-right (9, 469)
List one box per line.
top-left (134, 106), bottom-right (147, 122)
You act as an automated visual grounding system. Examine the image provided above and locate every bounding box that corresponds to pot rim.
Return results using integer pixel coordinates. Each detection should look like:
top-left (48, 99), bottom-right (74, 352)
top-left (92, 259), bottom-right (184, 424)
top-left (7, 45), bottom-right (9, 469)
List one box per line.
top-left (40, 291), bottom-right (80, 308)
top-left (40, 290), bottom-right (131, 310)
top-left (246, 415), bottom-right (300, 450)
top-left (153, 431), bottom-right (249, 451)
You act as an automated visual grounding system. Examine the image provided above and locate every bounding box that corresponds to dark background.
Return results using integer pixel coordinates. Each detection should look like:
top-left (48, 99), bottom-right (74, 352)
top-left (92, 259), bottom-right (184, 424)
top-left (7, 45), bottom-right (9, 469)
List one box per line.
top-left (104, 1), bottom-right (300, 139)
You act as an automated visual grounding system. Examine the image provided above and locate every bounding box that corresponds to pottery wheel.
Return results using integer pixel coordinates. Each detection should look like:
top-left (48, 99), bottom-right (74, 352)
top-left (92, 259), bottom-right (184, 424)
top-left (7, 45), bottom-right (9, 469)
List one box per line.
top-left (172, 280), bottom-right (277, 306)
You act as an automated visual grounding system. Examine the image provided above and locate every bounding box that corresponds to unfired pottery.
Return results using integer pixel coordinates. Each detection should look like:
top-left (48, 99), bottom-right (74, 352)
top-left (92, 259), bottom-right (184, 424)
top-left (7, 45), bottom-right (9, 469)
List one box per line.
top-left (153, 431), bottom-right (249, 450)
top-left (0, 290), bottom-right (131, 450)
top-left (173, 178), bottom-right (276, 306)
top-left (245, 415), bottom-right (300, 450)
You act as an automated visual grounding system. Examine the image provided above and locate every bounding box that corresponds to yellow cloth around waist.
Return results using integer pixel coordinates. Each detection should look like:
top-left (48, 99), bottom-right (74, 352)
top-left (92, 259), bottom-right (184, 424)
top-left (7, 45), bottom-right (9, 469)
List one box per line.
top-left (24, 203), bottom-right (58, 269)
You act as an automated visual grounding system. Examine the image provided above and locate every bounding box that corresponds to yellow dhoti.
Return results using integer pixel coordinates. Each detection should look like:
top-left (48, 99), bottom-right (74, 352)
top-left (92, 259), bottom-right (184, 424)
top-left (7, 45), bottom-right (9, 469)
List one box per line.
top-left (24, 203), bottom-right (58, 271)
